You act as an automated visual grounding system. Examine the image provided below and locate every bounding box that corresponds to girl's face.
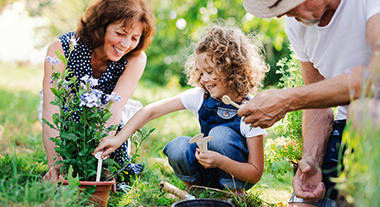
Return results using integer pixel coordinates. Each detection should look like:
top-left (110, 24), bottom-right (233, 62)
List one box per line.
top-left (102, 21), bottom-right (143, 61)
top-left (196, 52), bottom-right (240, 101)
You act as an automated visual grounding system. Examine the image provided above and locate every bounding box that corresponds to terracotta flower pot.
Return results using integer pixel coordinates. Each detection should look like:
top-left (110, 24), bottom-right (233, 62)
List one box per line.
top-left (63, 178), bottom-right (116, 207)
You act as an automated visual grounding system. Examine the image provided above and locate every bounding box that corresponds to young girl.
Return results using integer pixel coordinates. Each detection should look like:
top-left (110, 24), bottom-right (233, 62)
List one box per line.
top-left (94, 23), bottom-right (269, 191)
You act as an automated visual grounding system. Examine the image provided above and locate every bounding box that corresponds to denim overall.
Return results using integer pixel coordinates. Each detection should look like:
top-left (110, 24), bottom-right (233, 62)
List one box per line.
top-left (163, 93), bottom-right (253, 190)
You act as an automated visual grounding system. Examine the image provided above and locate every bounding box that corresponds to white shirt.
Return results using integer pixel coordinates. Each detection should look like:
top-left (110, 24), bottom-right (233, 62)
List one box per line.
top-left (177, 87), bottom-right (267, 138)
top-left (285, 0), bottom-right (380, 120)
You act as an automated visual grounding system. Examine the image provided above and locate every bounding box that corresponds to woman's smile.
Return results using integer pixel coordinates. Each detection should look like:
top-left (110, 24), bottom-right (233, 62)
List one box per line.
top-left (102, 21), bottom-right (143, 62)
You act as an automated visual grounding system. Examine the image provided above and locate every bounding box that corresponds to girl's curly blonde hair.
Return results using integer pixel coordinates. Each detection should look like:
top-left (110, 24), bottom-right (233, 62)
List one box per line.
top-left (185, 23), bottom-right (269, 97)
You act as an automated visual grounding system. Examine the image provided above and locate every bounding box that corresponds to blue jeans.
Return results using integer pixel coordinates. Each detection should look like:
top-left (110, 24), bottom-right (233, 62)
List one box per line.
top-left (321, 120), bottom-right (346, 200)
top-left (163, 126), bottom-right (254, 190)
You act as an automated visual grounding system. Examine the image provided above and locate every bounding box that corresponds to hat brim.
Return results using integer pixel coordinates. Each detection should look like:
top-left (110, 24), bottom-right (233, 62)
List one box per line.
top-left (243, 0), bottom-right (306, 18)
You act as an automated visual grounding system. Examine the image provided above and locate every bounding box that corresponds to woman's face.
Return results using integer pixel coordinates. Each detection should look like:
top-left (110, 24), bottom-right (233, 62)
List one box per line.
top-left (196, 52), bottom-right (239, 101)
top-left (103, 21), bottom-right (143, 61)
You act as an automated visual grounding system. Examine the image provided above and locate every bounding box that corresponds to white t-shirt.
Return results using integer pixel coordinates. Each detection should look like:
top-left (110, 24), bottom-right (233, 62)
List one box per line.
top-left (285, 0), bottom-right (380, 120)
top-left (177, 87), bottom-right (267, 138)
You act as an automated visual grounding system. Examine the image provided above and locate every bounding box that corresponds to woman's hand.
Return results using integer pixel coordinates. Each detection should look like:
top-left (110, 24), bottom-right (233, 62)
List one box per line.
top-left (42, 166), bottom-right (61, 183)
top-left (93, 135), bottom-right (126, 159)
top-left (194, 148), bottom-right (224, 169)
top-left (42, 156), bottom-right (63, 183)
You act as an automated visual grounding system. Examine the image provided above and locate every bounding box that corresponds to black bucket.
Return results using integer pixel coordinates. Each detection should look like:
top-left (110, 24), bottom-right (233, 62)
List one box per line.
top-left (171, 198), bottom-right (235, 207)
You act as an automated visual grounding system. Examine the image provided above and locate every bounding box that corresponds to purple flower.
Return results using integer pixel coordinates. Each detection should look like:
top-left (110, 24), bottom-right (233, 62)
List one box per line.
top-left (114, 95), bottom-right (121, 102)
top-left (80, 82), bottom-right (87, 90)
top-left (105, 94), bottom-right (113, 103)
top-left (45, 56), bottom-right (61, 66)
top-left (89, 77), bottom-right (99, 87)
top-left (80, 75), bottom-right (90, 83)
top-left (80, 92), bottom-right (100, 108)
top-left (69, 36), bottom-right (80, 51)
top-left (91, 89), bottom-right (103, 98)
top-left (49, 75), bottom-right (54, 84)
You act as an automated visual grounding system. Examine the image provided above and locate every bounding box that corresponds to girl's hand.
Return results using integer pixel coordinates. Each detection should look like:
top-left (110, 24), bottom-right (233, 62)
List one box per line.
top-left (93, 135), bottom-right (125, 159)
top-left (195, 148), bottom-right (223, 169)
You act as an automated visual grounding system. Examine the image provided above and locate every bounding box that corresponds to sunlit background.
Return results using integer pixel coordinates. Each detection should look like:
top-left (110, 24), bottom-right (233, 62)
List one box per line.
top-left (0, 0), bottom-right (290, 87)
top-left (0, 2), bottom-right (47, 63)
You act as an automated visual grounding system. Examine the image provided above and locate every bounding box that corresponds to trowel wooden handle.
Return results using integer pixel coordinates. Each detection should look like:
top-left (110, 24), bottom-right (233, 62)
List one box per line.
top-left (159, 181), bottom-right (193, 199)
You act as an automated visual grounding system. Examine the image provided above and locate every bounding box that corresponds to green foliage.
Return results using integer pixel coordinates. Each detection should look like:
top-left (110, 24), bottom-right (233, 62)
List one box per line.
top-left (334, 99), bottom-right (380, 206)
top-left (0, 152), bottom-right (87, 206)
top-left (264, 51), bottom-right (304, 177)
top-left (335, 122), bottom-right (380, 206)
top-left (108, 128), bottom-right (155, 182)
top-left (116, 162), bottom-right (268, 207)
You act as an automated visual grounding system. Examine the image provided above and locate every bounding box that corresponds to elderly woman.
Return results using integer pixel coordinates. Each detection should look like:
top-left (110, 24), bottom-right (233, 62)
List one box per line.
top-left (40, 0), bottom-right (156, 182)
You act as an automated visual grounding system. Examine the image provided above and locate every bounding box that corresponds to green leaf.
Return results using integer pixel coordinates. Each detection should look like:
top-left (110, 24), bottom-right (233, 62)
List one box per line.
top-left (102, 112), bottom-right (112, 122)
top-left (67, 165), bottom-right (80, 188)
top-left (60, 131), bottom-right (80, 141)
top-left (55, 50), bottom-right (68, 66)
top-left (42, 118), bottom-right (57, 130)
top-left (52, 113), bottom-right (60, 128)
top-left (50, 87), bottom-right (60, 97)
top-left (78, 147), bottom-right (87, 157)
top-left (103, 159), bottom-right (118, 167)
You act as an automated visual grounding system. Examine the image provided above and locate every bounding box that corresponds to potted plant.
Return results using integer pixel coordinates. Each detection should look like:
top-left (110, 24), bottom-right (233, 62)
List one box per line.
top-left (43, 36), bottom-right (121, 206)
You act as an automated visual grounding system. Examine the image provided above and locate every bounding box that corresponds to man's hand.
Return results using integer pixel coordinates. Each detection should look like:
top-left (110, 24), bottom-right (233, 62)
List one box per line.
top-left (195, 148), bottom-right (223, 169)
top-left (292, 158), bottom-right (325, 203)
top-left (238, 89), bottom-right (291, 128)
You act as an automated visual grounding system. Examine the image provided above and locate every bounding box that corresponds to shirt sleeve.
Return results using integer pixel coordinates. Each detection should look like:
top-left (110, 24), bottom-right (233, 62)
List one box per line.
top-left (366, 0), bottom-right (380, 20)
top-left (241, 121), bottom-right (267, 138)
top-left (176, 87), bottom-right (204, 115)
top-left (240, 96), bottom-right (267, 138)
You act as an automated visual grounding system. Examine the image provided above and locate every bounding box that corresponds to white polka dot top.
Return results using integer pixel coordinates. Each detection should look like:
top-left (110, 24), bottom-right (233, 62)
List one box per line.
top-left (59, 31), bottom-right (128, 95)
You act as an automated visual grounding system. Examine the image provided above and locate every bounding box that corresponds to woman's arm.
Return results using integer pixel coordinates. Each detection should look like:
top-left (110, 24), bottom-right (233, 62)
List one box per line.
top-left (104, 51), bottom-right (147, 135)
top-left (42, 40), bottom-right (66, 181)
top-left (195, 134), bottom-right (264, 184)
top-left (93, 95), bottom-right (186, 159)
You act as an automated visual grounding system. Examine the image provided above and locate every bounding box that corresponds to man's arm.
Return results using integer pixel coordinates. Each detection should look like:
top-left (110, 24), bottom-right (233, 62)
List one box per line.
top-left (299, 61), bottom-right (334, 167)
top-left (290, 61), bottom-right (334, 202)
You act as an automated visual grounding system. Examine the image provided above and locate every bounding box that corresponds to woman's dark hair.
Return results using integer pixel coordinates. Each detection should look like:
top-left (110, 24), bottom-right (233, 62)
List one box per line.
top-left (77, 0), bottom-right (156, 58)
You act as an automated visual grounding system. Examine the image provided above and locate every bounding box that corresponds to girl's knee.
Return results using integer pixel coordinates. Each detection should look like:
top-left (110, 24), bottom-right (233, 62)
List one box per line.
top-left (208, 126), bottom-right (241, 149)
top-left (163, 136), bottom-right (195, 162)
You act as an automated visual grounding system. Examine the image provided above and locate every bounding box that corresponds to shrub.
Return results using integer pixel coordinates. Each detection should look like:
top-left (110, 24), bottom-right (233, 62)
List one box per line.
top-left (264, 51), bottom-right (303, 177)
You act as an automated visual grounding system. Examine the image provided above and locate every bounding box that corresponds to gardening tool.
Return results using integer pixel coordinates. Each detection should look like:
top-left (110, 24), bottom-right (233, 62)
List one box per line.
top-left (159, 181), bottom-right (195, 200)
top-left (160, 181), bottom-right (236, 207)
top-left (189, 133), bottom-right (213, 152)
top-left (222, 95), bottom-right (241, 109)
top-left (189, 133), bottom-right (204, 143)
top-left (94, 151), bottom-right (107, 182)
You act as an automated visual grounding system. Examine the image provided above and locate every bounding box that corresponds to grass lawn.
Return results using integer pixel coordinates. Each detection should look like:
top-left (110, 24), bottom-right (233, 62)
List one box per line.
top-left (0, 61), bottom-right (293, 206)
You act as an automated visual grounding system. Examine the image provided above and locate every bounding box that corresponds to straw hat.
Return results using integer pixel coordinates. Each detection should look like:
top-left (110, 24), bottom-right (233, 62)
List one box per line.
top-left (243, 0), bottom-right (306, 18)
